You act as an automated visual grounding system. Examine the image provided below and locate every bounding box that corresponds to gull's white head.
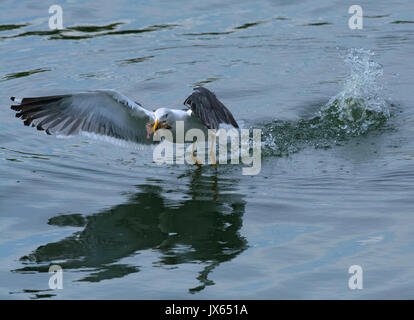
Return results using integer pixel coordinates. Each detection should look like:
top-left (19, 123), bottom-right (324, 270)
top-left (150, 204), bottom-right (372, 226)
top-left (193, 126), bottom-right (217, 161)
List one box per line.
top-left (153, 108), bottom-right (174, 132)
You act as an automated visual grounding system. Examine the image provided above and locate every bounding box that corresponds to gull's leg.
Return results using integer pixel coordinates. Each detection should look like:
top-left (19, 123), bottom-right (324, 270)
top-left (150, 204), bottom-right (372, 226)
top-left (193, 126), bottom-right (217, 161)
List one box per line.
top-left (191, 141), bottom-right (202, 167)
top-left (210, 133), bottom-right (217, 169)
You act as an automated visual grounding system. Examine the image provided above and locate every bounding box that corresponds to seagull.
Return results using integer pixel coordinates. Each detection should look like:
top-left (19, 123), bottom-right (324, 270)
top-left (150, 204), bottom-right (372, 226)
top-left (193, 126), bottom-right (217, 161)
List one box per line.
top-left (10, 86), bottom-right (239, 168)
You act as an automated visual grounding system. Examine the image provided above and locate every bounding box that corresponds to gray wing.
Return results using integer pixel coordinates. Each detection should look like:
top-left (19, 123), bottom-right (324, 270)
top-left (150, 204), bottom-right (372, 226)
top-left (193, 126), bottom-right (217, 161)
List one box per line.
top-left (10, 89), bottom-right (155, 144)
top-left (183, 87), bottom-right (239, 130)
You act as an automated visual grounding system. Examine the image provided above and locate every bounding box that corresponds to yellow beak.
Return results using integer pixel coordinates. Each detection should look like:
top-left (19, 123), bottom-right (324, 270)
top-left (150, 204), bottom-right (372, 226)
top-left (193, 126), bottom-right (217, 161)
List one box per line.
top-left (153, 119), bottom-right (159, 132)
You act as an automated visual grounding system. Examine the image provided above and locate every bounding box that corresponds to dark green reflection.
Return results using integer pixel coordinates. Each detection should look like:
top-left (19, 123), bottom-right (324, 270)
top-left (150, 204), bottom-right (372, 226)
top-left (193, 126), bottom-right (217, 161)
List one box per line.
top-left (16, 171), bottom-right (247, 293)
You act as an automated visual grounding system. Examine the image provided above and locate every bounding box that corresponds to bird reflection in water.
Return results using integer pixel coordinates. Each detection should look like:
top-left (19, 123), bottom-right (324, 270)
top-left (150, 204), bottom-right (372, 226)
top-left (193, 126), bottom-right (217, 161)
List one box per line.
top-left (16, 170), bottom-right (247, 294)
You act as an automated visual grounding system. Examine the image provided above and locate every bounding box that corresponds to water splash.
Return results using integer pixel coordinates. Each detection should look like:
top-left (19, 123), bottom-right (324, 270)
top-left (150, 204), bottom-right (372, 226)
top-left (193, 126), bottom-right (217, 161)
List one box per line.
top-left (262, 49), bottom-right (391, 157)
top-left (320, 48), bottom-right (389, 134)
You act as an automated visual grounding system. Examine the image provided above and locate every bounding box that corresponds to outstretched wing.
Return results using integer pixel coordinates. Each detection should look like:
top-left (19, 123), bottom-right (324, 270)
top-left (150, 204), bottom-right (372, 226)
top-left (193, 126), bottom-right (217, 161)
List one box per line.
top-left (183, 87), bottom-right (239, 130)
top-left (10, 89), bottom-right (155, 144)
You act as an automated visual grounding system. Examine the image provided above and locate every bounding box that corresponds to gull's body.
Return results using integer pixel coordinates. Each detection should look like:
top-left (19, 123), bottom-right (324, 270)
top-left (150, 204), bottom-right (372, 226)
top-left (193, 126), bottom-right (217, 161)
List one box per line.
top-left (10, 87), bottom-right (239, 167)
top-left (152, 107), bottom-right (209, 140)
